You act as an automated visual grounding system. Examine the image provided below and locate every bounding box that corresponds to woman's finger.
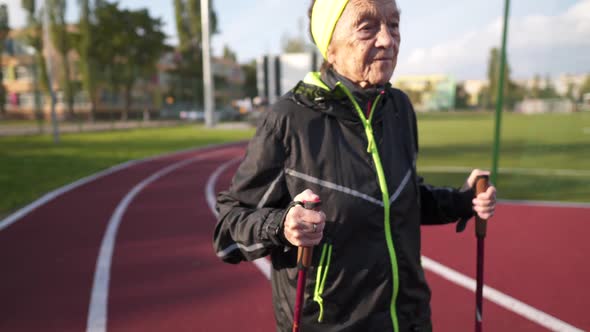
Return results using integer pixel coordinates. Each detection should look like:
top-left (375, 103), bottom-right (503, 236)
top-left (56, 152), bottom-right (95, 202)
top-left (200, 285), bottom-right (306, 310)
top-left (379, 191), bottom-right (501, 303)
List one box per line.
top-left (474, 205), bottom-right (495, 215)
top-left (293, 189), bottom-right (320, 204)
top-left (477, 209), bottom-right (495, 219)
top-left (473, 198), bottom-right (495, 207)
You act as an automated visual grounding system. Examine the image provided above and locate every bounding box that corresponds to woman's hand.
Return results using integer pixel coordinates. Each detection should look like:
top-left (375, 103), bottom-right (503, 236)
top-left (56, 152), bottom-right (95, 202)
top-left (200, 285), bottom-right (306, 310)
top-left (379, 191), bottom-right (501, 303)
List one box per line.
top-left (283, 189), bottom-right (326, 247)
top-left (465, 169), bottom-right (497, 220)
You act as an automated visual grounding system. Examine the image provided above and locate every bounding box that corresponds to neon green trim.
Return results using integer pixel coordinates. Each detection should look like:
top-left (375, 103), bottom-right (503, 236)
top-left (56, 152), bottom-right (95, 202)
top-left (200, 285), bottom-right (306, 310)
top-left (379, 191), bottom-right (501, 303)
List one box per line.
top-left (303, 72), bottom-right (330, 91)
top-left (311, 0), bottom-right (350, 59)
top-left (337, 83), bottom-right (400, 332)
top-left (313, 243), bottom-right (333, 322)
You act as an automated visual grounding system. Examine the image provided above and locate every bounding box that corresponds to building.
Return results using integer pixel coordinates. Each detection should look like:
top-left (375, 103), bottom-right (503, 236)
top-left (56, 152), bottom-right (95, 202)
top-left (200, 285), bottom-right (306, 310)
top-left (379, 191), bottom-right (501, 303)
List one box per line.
top-left (514, 98), bottom-right (576, 114)
top-left (2, 27), bottom-right (246, 120)
top-left (256, 52), bottom-right (322, 105)
top-left (212, 56), bottom-right (245, 107)
top-left (554, 74), bottom-right (587, 100)
top-left (462, 79), bottom-right (487, 107)
top-left (513, 73), bottom-right (588, 100)
top-left (1, 27), bottom-right (162, 120)
top-left (392, 75), bottom-right (456, 111)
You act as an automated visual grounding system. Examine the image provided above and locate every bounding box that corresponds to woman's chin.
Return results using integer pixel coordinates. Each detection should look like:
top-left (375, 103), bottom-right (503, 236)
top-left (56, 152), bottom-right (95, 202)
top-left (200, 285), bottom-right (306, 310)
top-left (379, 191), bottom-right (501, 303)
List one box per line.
top-left (369, 65), bottom-right (395, 85)
top-left (369, 73), bottom-right (394, 86)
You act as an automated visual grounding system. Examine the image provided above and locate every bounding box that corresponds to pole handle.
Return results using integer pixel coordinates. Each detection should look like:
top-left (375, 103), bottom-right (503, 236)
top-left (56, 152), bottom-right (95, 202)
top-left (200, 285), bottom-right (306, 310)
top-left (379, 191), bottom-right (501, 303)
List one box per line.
top-left (296, 199), bottom-right (322, 269)
top-left (475, 175), bottom-right (490, 238)
top-left (297, 247), bottom-right (313, 269)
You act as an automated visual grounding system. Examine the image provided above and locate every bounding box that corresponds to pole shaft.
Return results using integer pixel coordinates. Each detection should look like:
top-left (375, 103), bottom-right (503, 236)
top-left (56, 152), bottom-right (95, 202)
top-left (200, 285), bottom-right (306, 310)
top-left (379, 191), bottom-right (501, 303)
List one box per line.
top-left (474, 176), bottom-right (489, 332)
top-left (292, 269), bottom-right (306, 332)
top-left (475, 238), bottom-right (485, 332)
top-left (201, 0), bottom-right (215, 127)
top-left (491, 0), bottom-right (510, 184)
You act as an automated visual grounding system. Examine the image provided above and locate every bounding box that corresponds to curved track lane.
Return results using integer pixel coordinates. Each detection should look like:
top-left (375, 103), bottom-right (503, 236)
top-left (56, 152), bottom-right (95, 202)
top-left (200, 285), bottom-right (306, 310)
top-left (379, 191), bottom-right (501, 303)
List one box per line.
top-left (0, 143), bottom-right (587, 331)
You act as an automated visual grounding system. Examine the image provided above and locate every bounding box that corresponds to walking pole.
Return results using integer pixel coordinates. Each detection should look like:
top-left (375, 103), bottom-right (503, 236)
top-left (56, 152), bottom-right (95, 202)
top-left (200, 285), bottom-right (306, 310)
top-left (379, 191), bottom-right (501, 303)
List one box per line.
top-left (474, 175), bottom-right (490, 332)
top-left (292, 198), bottom-right (322, 332)
top-left (480, 0), bottom-right (509, 328)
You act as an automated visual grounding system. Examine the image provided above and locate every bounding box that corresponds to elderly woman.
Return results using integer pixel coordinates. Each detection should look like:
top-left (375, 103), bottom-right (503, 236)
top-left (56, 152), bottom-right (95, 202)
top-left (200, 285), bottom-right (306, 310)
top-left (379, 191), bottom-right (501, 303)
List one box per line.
top-left (213, 0), bottom-right (497, 331)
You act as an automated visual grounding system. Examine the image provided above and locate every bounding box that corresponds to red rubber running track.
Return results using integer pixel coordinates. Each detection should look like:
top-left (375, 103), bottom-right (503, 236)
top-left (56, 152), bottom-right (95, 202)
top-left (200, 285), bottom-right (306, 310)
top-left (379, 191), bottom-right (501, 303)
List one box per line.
top-left (0, 143), bottom-right (587, 331)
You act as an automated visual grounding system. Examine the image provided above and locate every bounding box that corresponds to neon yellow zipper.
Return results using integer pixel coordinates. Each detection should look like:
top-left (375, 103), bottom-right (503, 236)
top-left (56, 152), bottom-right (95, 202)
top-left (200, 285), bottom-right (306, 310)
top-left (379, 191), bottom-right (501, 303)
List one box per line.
top-left (337, 83), bottom-right (400, 332)
top-left (302, 72), bottom-right (400, 331)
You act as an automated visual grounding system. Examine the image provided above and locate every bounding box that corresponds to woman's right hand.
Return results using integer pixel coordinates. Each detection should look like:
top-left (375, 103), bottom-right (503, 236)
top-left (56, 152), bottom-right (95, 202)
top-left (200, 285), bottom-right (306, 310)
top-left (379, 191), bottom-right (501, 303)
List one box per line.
top-left (284, 189), bottom-right (326, 247)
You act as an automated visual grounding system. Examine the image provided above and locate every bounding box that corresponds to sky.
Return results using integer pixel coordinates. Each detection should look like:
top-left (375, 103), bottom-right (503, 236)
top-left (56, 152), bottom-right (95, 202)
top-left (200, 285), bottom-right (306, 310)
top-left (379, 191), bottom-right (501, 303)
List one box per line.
top-left (2, 0), bottom-right (589, 80)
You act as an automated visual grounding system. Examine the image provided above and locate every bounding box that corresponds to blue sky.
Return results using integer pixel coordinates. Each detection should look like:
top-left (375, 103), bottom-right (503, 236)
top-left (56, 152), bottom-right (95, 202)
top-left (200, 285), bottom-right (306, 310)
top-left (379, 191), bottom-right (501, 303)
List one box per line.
top-left (2, 0), bottom-right (589, 79)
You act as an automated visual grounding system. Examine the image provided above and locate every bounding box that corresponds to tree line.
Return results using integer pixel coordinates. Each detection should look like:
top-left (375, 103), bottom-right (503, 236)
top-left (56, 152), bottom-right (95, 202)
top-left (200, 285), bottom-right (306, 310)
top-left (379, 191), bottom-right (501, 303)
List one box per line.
top-left (0, 0), bottom-right (219, 121)
top-left (456, 48), bottom-right (590, 110)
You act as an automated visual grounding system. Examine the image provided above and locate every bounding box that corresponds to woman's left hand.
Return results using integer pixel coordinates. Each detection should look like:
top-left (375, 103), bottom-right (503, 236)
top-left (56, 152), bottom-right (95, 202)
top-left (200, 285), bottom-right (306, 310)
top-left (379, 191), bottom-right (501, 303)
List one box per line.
top-left (465, 169), bottom-right (497, 220)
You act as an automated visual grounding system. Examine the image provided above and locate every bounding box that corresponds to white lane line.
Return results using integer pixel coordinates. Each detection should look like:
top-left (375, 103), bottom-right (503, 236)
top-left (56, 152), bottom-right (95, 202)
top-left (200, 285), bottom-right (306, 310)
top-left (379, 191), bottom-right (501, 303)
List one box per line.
top-left (206, 158), bottom-right (586, 331)
top-left (0, 141), bottom-right (245, 233)
top-left (419, 166), bottom-right (590, 177)
top-left (205, 157), bottom-right (271, 279)
top-left (499, 199), bottom-right (590, 209)
top-left (421, 257), bottom-right (584, 332)
top-left (0, 160), bottom-right (138, 232)
top-left (86, 149), bottom-right (227, 332)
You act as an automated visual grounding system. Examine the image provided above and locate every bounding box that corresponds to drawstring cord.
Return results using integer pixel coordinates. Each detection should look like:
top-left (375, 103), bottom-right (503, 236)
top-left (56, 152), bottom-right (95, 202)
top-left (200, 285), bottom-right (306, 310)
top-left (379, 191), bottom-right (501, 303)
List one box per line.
top-left (313, 243), bottom-right (333, 322)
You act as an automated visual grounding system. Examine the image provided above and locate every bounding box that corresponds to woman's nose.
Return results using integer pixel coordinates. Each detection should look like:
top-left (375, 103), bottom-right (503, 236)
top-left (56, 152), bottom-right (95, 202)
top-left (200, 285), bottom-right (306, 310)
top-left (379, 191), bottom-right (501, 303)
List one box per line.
top-left (376, 24), bottom-right (396, 49)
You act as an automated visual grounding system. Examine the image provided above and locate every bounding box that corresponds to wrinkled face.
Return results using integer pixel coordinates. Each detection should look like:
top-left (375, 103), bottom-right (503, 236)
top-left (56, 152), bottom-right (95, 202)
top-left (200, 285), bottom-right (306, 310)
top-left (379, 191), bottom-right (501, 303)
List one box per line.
top-left (327, 0), bottom-right (401, 88)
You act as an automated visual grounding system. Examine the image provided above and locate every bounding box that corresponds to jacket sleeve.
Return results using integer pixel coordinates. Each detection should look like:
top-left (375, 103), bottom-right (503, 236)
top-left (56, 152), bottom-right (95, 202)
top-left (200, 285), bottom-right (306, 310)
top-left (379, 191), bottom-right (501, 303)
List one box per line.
top-left (418, 177), bottom-right (475, 227)
top-left (213, 110), bottom-right (292, 264)
top-left (402, 91), bottom-right (475, 228)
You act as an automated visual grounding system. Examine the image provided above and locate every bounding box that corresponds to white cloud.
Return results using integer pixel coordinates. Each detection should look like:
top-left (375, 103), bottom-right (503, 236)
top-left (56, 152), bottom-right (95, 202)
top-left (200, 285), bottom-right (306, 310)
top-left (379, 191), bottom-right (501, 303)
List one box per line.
top-left (396, 0), bottom-right (590, 79)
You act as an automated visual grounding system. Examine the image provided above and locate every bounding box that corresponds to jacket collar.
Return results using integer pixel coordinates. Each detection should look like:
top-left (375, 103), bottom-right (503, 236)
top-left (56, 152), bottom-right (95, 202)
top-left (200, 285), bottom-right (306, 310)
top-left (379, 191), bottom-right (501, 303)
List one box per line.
top-left (291, 71), bottom-right (391, 124)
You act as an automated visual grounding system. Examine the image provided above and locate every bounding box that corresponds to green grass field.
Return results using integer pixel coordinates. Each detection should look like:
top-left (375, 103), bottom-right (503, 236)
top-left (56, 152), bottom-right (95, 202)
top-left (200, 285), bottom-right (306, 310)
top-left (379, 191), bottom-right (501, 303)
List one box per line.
top-left (0, 124), bottom-right (255, 217)
top-left (415, 111), bottom-right (590, 202)
top-left (0, 120), bottom-right (41, 127)
top-left (1, 111), bottom-right (589, 217)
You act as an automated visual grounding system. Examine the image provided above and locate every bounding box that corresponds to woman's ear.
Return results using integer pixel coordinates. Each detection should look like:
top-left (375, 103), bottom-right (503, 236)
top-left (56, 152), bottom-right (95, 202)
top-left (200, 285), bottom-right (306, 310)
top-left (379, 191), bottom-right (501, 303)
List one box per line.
top-left (326, 44), bottom-right (336, 67)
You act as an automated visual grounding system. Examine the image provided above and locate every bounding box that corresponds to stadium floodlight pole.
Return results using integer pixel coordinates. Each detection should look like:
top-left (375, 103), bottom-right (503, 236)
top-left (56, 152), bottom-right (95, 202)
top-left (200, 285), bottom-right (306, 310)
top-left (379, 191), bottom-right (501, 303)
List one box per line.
top-left (491, 0), bottom-right (511, 185)
top-left (42, 3), bottom-right (60, 144)
top-left (201, 0), bottom-right (216, 128)
top-left (477, 2), bottom-right (510, 328)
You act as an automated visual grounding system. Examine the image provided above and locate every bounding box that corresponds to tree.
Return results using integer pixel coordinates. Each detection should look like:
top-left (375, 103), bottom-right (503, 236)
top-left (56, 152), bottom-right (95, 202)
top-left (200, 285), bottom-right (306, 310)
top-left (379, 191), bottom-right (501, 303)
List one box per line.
top-left (76, 0), bottom-right (98, 121)
top-left (485, 47), bottom-right (524, 109)
top-left (281, 34), bottom-right (307, 53)
top-left (281, 17), bottom-right (312, 54)
top-left (48, 0), bottom-right (75, 119)
top-left (172, 0), bottom-right (218, 107)
top-left (579, 75), bottom-right (590, 102)
top-left (565, 82), bottom-right (576, 101)
top-left (222, 45), bottom-right (237, 62)
top-left (21, 0), bottom-right (51, 120)
top-left (538, 75), bottom-right (559, 99)
top-left (486, 47), bottom-right (511, 108)
top-left (454, 83), bottom-right (470, 109)
top-left (0, 4), bottom-right (10, 117)
top-left (119, 8), bottom-right (167, 120)
top-left (92, 3), bottom-right (167, 121)
top-left (92, 1), bottom-right (126, 120)
top-left (241, 60), bottom-right (257, 98)
top-left (529, 74), bottom-right (542, 99)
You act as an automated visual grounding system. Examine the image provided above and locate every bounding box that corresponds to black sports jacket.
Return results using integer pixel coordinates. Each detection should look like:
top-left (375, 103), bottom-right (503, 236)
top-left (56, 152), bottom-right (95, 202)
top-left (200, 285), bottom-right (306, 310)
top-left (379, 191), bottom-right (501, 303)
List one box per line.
top-left (213, 72), bottom-right (474, 332)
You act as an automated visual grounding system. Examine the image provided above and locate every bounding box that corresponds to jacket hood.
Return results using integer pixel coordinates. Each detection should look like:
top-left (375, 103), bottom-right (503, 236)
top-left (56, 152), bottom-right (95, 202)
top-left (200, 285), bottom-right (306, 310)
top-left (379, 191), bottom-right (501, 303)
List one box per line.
top-left (288, 72), bottom-right (391, 125)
